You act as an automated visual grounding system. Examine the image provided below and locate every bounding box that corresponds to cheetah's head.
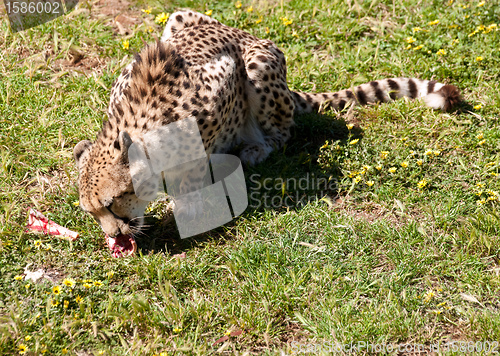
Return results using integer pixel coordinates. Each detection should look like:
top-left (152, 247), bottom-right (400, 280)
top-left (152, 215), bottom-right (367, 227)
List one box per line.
top-left (74, 131), bottom-right (149, 257)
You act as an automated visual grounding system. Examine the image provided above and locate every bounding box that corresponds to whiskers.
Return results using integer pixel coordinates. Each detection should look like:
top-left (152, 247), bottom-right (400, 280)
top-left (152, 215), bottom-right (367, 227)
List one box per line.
top-left (128, 216), bottom-right (150, 238)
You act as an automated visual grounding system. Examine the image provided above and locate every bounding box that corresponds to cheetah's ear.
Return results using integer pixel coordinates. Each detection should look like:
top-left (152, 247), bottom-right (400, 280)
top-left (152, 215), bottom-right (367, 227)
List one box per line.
top-left (116, 131), bottom-right (133, 163)
top-left (74, 140), bottom-right (93, 169)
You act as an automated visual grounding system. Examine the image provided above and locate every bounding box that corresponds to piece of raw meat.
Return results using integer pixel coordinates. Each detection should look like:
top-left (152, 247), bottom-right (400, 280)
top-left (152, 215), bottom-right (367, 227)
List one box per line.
top-left (27, 208), bottom-right (79, 241)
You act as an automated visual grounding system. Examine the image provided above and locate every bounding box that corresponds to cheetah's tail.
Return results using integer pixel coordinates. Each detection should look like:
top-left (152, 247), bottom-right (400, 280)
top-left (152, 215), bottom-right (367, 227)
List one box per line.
top-left (292, 77), bottom-right (461, 115)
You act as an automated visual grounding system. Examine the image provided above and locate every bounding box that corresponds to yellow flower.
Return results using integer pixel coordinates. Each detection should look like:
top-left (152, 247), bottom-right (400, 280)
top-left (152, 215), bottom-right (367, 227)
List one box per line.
top-left (265, 27), bottom-right (270, 34)
top-left (94, 280), bottom-right (103, 287)
top-left (405, 37), bottom-right (416, 44)
top-left (64, 300), bottom-right (69, 309)
top-left (380, 151), bottom-right (389, 159)
top-left (235, 1), bottom-right (242, 8)
top-left (477, 199), bottom-right (486, 205)
top-left (478, 139), bottom-right (486, 146)
top-left (366, 180), bottom-right (374, 187)
top-left (425, 149), bottom-right (433, 156)
top-left (474, 104), bottom-right (482, 110)
top-left (62, 348), bottom-right (68, 354)
top-left (155, 12), bottom-right (170, 25)
top-left (346, 124), bottom-right (354, 130)
top-left (280, 17), bottom-right (293, 26)
top-left (41, 347), bottom-right (48, 354)
top-left (173, 327), bottom-right (182, 333)
top-left (405, 45), bottom-right (412, 50)
top-left (247, 6), bottom-right (253, 13)
top-left (423, 290), bottom-right (435, 302)
top-left (349, 139), bottom-right (359, 145)
top-left (417, 179), bottom-right (428, 189)
top-left (83, 283), bottom-right (92, 289)
top-left (476, 182), bottom-right (485, 188)
top-left (18, 344), bottom-right (27, 354)
top-left (354, 176), bottom-right (362, 183)
top-left (51, 299), bottom-right (59, 307)
top-left (428, 20), bottom-right (440, 26)
top-left (98, 351), bottom-right (105, 355)
top-left (147, 26), bottom-right (154, 33)
top-left (388, 167), bottom-right (397, 174)
top-left (452, 39), bottom-right (459, 45)
top-left (476, 56), bottom-right (483, 61)
top-left (122, 40), bottom-right (129, 50)
top-left (469, 29), bottom-right (479, 37)
top-left (25, 283), bottom-right (30, 290)
top-left (205, 9), bottom-right (213, 16)
top-left (24, 336), bottom-right (31, 341)
top-left (478, 1), bottom-right (485, 6)
top-left (375, 165), bottom-right (382, 171)
top-left (476, 132), bottom-right (484, 139)
top-left (75, 295), bottom-right (82, 303)
top-left (141, 6), bottom-right (152, 14)
top-left (106, 271), bottom-right (114, 279)
top-left (436, 49), bottom-right (446, 56)
top-left (401, 161), bottom-right (409, 168)
top-left (63, 278), bottom-right (76, 288)
top-left (52, 285), bottom-right (62, 295)
top-left (413, 45), bottom-right (424, 50)
top-left (433, 150), bottom-right (441, 156)
top-left (14, 275), bottom-right (24, 280)
top-left (255, 17), bottom-right (263, 24)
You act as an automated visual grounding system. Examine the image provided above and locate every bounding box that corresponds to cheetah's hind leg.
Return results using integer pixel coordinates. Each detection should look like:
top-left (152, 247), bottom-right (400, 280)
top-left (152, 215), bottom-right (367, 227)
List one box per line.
top-left (239, 40), bottom-right (295, 166)
top-left (161, 11), bottom-right (221, 41)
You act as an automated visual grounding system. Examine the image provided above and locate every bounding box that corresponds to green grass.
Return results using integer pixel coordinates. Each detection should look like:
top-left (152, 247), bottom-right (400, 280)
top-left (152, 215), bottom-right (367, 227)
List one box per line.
top-left (1, 0), bottom-right (500, 355)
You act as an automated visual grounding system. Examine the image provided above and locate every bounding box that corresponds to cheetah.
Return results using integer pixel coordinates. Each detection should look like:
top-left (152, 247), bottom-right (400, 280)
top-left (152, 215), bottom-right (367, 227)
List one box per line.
top-left (74, 11), bottom-right (460, 255)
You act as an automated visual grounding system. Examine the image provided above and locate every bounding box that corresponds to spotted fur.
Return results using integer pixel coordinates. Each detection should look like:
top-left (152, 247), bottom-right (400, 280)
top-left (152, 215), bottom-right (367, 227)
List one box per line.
top-left (74, 11), bottom-right (460, 238)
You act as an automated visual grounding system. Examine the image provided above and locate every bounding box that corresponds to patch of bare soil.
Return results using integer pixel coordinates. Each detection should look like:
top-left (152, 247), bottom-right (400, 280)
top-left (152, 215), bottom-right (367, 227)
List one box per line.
top-left (92, 0), bottom-right (143, 35)
top-left (333, 197), bottom-right (400, 225)
top-left (22, 0), bottom-right (146, 76)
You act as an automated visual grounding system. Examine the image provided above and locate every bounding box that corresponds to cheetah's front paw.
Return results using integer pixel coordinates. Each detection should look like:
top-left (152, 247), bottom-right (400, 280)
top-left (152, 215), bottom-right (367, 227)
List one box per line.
top-left (172, 191), bottom-right (204, 223)
top-left (239, 144), bottom-right (273, 166)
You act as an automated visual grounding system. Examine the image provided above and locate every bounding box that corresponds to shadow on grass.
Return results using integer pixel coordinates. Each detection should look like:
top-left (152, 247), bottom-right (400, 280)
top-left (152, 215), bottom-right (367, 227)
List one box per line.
top-left (137, 112), bottom-right (357, 255)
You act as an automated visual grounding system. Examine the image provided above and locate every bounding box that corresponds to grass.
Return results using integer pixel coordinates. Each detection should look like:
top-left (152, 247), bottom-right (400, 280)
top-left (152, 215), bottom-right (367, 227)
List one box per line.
top-left (1, 0), bottom-right (500, 354)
